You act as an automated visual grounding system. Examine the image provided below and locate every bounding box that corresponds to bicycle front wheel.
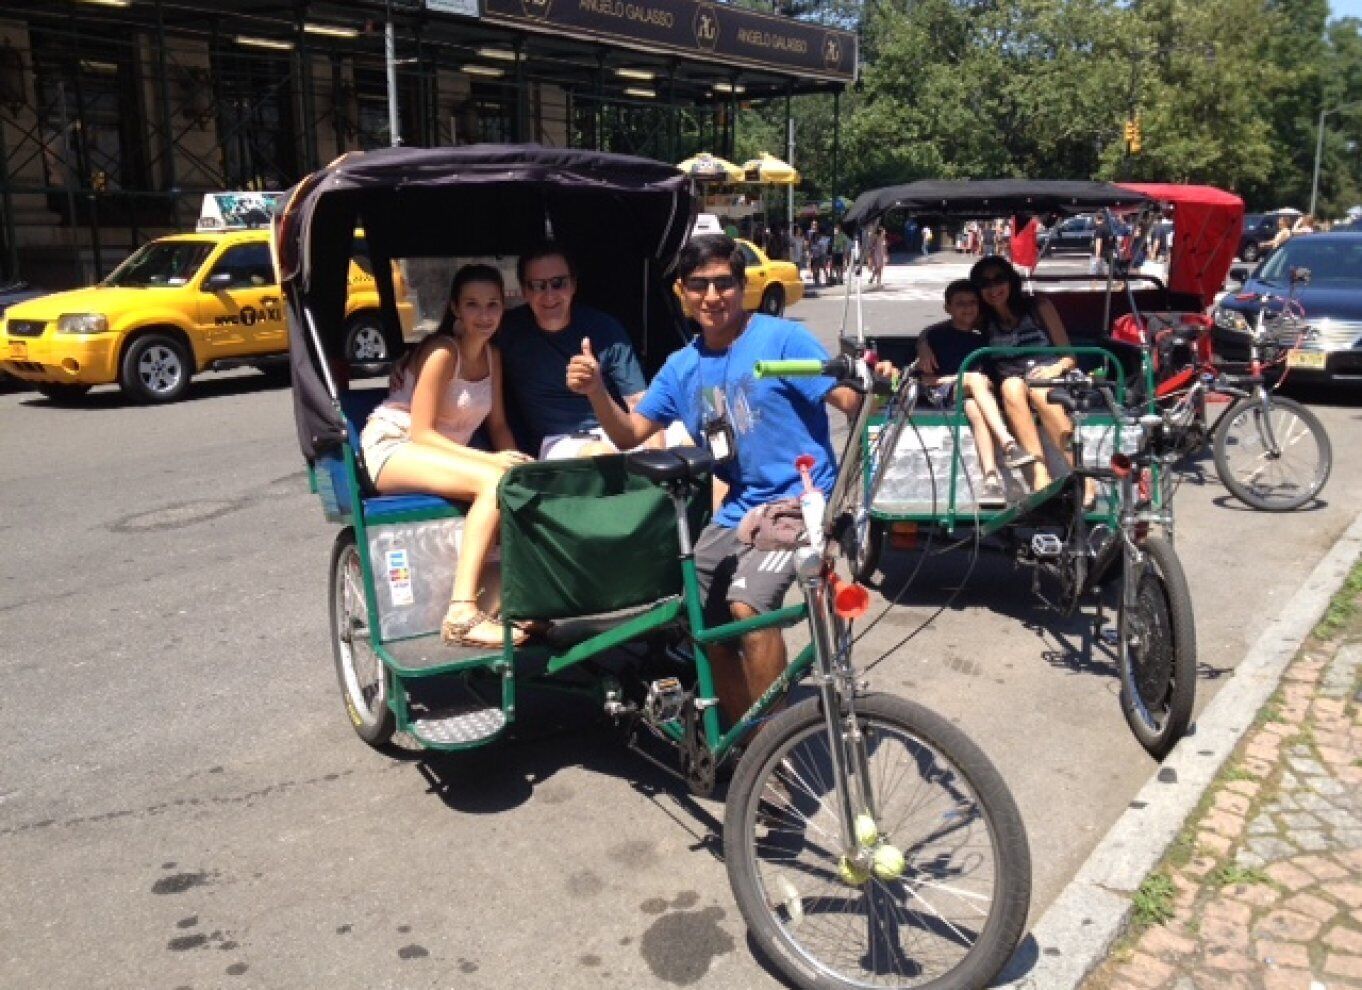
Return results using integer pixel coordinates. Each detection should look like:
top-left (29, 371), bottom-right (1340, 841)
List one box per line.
top-left (1213, 395), bottom-right (1331, 511)
top-left (1116, 536), bottom-right (1196, 760)
top-left (724, 694), bottom-right (1031, 990)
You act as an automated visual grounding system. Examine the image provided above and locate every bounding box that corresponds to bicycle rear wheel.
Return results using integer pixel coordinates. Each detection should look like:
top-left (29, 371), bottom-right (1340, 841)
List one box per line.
top-left (724, 694), bottom-right (1031, 990)
top-left (1212, 395), bottom-right (1330, 511)
top-left (1115, 536), bottom-right (1195, 760)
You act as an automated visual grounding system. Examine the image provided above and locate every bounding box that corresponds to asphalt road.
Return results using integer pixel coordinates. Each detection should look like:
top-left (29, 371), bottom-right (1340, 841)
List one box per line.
top-left (2, 266), bottom-right (1358, 989)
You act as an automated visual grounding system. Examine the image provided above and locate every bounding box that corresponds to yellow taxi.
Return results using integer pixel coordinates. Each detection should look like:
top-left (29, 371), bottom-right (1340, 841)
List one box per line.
top-left (0, 228), bottom-right (403, 403)
top-left (676, 237), bottom-right (805, 318)
top-left (735, 238), bottom-right (805, 316)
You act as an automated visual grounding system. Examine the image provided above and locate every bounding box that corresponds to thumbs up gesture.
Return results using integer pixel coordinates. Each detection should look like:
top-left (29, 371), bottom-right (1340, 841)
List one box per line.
top-left (566, 335), bottom-right (603, 396)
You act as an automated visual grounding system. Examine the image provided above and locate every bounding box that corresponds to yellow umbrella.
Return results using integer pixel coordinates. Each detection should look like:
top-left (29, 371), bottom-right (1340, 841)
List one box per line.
top-left (740, 152), bottom-right (800, 186)
top-left (676, 152), bottom-right (744, 182)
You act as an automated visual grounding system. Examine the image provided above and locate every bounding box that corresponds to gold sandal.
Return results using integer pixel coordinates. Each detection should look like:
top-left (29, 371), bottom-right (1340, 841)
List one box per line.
top-left (441, 601), bottom-right (498, 648)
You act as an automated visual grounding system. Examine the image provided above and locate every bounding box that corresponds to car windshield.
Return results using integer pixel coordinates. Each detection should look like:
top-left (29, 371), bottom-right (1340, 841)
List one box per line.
top-left (103, 241), bottom-right (215, 288)
top-left (1258, 238), bottom-right (1362, 287)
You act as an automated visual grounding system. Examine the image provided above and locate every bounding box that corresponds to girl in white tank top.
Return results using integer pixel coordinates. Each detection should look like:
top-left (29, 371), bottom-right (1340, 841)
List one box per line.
top-left (359, 264), bottom-right (533, 648)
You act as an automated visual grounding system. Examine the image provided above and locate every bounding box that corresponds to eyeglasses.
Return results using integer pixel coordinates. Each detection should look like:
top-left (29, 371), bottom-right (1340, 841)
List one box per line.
top-left (975, 274), bottom-right (1010, 288)
top-left (524, 274), bottom-right (572, 293)
top-left (682, 274), bottom-right (740, 294)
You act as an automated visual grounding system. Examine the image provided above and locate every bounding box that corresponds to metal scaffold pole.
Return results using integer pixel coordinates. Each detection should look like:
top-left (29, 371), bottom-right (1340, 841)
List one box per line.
top-left (385, 2), bottom-right (401, 146)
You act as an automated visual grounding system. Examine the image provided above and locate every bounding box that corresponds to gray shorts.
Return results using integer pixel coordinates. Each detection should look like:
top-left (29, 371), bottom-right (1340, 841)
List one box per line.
top-left (693, 521), bottom-right (801, 628)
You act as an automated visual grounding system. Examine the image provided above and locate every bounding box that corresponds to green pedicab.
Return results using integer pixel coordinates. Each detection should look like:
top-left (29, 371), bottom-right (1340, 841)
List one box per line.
top-left (279, 146), bottom-right (1031, 990)
top-left (840, 180), bottom-right (1197, 760)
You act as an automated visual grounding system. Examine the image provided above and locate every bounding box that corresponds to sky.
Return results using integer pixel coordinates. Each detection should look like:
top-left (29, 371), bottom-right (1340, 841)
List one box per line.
top-left (1334, 0), bottom-right (1362, 20)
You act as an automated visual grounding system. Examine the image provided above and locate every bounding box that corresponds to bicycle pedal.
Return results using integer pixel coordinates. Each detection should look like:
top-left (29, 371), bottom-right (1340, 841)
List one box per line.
top-left (645, 677), bottom-right (686, 724)
top-left (1030, 533), bottom-right (1064, 558)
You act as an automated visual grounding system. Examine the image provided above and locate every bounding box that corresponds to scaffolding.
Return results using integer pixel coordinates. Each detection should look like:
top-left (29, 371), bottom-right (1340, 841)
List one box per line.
top-left (0, 1), bottom-right (849, 287)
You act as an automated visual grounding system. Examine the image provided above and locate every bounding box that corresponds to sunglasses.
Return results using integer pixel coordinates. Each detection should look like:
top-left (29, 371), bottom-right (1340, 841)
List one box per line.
top-left (682, 274), bottom-right (740, 294)
top-left (525, 274), bottom-right (572, 293)
top-left (975, 274), bottom-right (1011, 288)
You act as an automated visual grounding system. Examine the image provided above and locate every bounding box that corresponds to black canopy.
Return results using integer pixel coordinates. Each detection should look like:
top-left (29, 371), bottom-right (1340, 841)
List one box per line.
top-left (842, 179), bottom-right (1152, 232)
top-left (279, 144), bottom-right (694, 461)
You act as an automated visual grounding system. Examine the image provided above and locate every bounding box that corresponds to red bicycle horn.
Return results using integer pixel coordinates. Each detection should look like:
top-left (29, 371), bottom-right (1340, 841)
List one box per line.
top-left (828, 573), bottom-right (870, 620)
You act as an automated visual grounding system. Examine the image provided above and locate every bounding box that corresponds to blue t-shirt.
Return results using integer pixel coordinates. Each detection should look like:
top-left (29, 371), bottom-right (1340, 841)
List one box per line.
top-left (637, 314), bottom-right (839, 528)
top-left (498, 303), bottom-right (647, 453)
top-left (922, 320), bottom-right (987, 376)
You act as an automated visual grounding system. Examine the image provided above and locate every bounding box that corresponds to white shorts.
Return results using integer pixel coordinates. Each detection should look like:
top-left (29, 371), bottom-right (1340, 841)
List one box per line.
top-left (539, 422), bottom-right (694, 460)
top-left (539, 428), bottom-right (616, 460)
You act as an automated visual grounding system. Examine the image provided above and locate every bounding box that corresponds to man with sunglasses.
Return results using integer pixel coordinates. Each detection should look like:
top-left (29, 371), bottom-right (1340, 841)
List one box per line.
top-left (498, 242), bottom-right (648, 458)
top-left (567, 233), bottom-right (860, 729)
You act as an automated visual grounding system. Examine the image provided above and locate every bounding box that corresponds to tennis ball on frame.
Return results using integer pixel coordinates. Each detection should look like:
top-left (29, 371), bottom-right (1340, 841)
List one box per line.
top-left (854, 813), bottom-right (879, 847)
top-left (872, 844), bottom-right (906, 881)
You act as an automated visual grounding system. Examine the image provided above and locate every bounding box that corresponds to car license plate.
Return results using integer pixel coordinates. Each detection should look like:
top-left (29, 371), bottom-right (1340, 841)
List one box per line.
top-left (8, 340), bottom-right (26, 359)
top-left (1287, 350), bottom-right (1327, 370)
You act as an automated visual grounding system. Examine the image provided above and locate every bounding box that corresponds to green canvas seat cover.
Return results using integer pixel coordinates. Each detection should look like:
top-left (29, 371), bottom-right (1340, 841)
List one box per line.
top-left (498, 455), bottom-right (710, 620)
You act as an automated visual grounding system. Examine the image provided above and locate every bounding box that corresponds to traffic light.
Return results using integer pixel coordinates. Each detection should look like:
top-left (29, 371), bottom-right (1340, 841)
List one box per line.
top-left (1130, 116), bottom-right (1142, 154)
top-left (1123, 119), bottom-right (1136, 145)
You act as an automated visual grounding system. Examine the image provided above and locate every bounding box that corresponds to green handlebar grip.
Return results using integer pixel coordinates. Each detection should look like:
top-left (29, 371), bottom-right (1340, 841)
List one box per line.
top-left (754, 359), bottom-right (826, 378)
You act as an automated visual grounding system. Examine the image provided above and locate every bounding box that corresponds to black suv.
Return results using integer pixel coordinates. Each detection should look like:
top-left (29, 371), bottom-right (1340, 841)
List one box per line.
top-left (1039, 215), bottom-right (1096, 253)
top-left (1239, 213), bottom-right (1281, 262)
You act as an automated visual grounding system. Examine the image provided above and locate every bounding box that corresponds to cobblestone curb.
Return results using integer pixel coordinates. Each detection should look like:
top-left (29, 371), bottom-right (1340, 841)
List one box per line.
top-left (1083, 634), bottom-right (1362, 988)
top-left (999, 511), bottom-right (1362, 990)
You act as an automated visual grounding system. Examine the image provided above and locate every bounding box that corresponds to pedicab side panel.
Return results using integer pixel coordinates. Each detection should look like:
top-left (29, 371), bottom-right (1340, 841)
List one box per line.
top-left (867, 346), bottom-right (1138, 533)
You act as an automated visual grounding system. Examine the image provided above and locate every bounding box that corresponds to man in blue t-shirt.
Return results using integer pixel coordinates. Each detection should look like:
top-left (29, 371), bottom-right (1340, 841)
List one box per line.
top-left (498, 242), bottom-right (648, 458)
top-left (566, 234), bottom-right (860, 727)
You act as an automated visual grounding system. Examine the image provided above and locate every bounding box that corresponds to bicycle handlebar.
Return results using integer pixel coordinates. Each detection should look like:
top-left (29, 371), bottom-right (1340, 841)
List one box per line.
top-left (753, 359), bottom-right (830, 379)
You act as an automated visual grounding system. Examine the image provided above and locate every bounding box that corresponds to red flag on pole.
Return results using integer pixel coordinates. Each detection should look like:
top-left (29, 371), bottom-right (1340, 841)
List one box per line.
top-left (1011, 216), bottom-right (1039, 270)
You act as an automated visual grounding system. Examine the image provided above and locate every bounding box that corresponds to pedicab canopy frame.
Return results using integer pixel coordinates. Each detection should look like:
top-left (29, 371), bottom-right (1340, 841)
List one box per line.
top-left (277, 144), bottom-right (695, 462)
top-left (841, 179), bottom-right (1153, 232)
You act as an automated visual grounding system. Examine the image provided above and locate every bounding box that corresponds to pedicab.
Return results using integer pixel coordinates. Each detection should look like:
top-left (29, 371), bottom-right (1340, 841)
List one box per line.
top-left (838, 179), bottom-right (1198, 759)
top-left (277, 145), bottom-right (1031, 990)
top-left (1109, 183), bottom-right (1332, 515)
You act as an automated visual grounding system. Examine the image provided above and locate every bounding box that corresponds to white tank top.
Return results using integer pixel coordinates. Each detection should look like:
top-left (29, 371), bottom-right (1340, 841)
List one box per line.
top-left (367, 340), bottom-right (493, 447)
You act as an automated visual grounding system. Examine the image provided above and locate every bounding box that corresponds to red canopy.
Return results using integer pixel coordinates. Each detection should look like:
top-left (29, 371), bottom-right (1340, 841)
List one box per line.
top-left (1117, 183), bottom-right (1244, 307)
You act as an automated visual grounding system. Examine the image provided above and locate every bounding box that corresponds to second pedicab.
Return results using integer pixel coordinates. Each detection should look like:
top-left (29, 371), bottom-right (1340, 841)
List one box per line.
top-left (840, 179), bottom-right (1199, 760)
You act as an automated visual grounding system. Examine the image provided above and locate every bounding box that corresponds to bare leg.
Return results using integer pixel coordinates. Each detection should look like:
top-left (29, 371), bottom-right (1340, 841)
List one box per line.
top-left (1029, 387), bottom-right (1097, 503)
top-left (1000, 376), bottom-right (1051, 488)
top-left (963, 398), bottom-right (997, 476)
top-left (375, 444), bottom-right (507, 645)
top-left (962, 372), bottom-right (1015, 448)
top-left (710, 603), bottom-right (787, 729)
top-left (1029, 387), bottom-right (1076, 467)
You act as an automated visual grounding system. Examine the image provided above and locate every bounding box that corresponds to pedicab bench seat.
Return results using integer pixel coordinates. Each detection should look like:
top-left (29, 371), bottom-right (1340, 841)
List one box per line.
top-left (312, 387), bottom-right (464, 524)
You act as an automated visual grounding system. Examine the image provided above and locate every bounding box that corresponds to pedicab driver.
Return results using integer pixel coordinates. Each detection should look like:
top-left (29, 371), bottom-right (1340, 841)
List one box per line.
top-left (567, 234), bottom-right (860, 728)
top-left (498, 241), bottom-right (648, 458)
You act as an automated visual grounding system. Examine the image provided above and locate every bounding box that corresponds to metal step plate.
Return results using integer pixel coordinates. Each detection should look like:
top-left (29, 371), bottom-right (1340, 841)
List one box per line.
top-left (410, 702), bottom-right (508, 748)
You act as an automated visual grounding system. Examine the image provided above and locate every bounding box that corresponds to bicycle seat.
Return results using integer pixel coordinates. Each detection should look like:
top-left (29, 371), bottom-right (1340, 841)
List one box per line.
top-left (626, 447), bottom-right (714, 485)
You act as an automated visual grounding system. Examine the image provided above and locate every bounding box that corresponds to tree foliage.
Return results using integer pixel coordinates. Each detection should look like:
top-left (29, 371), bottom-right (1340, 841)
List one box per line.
top-left (747, 0), bottom-right (1362, 215)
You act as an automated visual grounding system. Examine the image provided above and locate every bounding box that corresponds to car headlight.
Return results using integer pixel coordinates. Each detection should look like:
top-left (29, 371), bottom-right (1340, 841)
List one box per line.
top-left (57, 313), bottom-right (109, 334)
top-left (1212, 307), bottom-right (1249, 333)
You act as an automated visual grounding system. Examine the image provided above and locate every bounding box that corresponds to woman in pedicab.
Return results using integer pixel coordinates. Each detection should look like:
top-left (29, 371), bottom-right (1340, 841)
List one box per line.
top-left (358, 264), bottom-right (532, 647)
top-left (967, 255), bottom-right (1083, 493)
